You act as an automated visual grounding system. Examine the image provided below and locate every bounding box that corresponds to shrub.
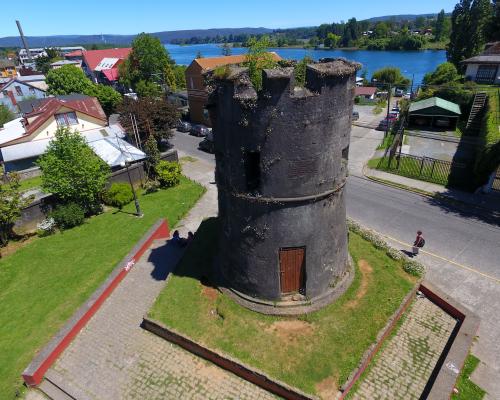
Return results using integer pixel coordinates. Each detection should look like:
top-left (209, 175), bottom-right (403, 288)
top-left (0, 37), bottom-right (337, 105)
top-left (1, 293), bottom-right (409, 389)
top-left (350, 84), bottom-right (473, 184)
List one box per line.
top-left (155, 161), bottom-right (182, 188)
top-left (50, 203), bottom-right (85, 229)
top-left (36, 218), bottom-right (56, 237)
top-left (403, 259), bottom-right (426, 277)
top-left (143, 179), bottom-right (161, 194)
top-left (386, 247), bottom-right (406, 261)
top-left (103, 183), bottom-right (134, 209)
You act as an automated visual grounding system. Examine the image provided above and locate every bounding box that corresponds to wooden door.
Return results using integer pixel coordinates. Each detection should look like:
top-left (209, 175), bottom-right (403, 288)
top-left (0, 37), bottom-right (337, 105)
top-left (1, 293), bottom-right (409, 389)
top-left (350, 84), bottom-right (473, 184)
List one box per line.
top-left (279, 247), bottom-right (305, 294)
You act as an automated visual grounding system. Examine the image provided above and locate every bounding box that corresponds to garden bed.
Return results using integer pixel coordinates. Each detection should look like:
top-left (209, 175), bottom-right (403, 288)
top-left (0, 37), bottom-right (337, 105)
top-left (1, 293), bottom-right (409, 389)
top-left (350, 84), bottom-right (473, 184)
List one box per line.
top-left (147, 218), bottom-right (418, 398)
top-left (0, 176), bottom-right (205, 399)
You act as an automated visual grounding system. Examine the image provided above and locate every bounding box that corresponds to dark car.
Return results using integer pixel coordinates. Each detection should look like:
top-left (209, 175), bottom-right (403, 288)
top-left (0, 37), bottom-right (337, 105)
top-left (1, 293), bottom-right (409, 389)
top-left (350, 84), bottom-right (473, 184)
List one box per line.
top-left (190, 124), bottom-right (210, 137)
top-left (177, 120), bottom-right (191, 132)
top-left (376, 118), bottom-right (395, 131)
top-left (198, 137), bottom-right (215, 153)
top-left (352, 111), bottom-right (359, 121)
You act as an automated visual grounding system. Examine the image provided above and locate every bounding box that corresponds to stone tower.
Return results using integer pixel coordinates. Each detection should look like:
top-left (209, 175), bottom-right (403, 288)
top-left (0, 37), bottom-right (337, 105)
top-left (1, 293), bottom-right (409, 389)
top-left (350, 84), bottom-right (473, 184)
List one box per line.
top-left (208, 59), bottom-right (360, 314)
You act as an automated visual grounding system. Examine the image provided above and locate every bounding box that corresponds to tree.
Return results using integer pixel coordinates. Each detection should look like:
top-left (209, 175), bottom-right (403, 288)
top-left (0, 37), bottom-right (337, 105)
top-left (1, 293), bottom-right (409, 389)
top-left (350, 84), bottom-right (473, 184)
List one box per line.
top-left (118, 97), bottom-right (179, 144)
top-left (37, 127), bottom-right (110, 213)
top-left (294, 56), bottom-right (313, 87)
top-left (164, 63), bottom-right (177, 92)
top-left (244, 36), bottom-right (278, 90)
top-left (173, 65), bottom-right (187, 90)
top-left (221, 43), bottom-right (232, 56)
top-left (373, 22), bottom-right (389, 39)
top-left (434, 9), bottom-right (446, 41)
top-left (423, 62), bottom-right (460, 85)
top-left (35, 48), bottom-right (62, 74)
top-left (324, 33), bottom-right (341, 49)
top-left (447, 0), bottom-right (493, 68)
top-left (143, 134), bottom-right (161, 178)
top-left (46, 65), bottom-right (122, 115)
top-left (488, 0), bottom-right (500, 40)
top-left (89, 84), bottom-right (122, 115)
top-left (135, 80), bottom-right (162, 98)
top-left (46, 65), bottom-right (94, 95)
top-left (119, 33), bottom-right (174, 90)
top-left (0, 170), bottom-right (33, 246)
top-left (371, 67), bottom-right (410, 88)
top-left (0, 105), bottom-right (14, 128)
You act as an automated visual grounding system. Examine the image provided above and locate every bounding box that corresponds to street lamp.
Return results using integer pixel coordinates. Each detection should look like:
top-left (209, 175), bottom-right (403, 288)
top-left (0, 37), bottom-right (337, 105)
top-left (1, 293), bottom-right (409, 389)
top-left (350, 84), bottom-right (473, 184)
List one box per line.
top-left (120, 157), bottom-right (143, 217)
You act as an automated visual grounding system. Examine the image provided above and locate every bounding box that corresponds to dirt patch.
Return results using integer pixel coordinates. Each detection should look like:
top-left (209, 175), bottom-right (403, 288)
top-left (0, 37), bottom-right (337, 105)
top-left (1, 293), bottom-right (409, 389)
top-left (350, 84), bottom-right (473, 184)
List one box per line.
top-left (315, 375), bottom-right (339, 400)
top-left (265, 320), bottom-right (314, 343)
top-left (0, 235), bottom-right (37, 259)
top-left (345, 259), bottom-right (373, 309)
top-left (201, 285), bottom-right (218, 301)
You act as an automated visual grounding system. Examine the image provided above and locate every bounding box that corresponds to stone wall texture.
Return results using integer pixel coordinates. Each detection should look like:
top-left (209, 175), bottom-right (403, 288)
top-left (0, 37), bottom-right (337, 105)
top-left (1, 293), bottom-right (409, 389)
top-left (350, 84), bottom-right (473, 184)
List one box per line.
top-left (209, 59), bottom-right (360, 303)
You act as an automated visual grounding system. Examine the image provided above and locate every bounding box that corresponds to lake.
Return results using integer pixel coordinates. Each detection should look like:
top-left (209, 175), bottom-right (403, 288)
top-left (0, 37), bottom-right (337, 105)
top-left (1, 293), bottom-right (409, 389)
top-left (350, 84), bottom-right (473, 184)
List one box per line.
top-left (165, 43), bottom-right (447, 86)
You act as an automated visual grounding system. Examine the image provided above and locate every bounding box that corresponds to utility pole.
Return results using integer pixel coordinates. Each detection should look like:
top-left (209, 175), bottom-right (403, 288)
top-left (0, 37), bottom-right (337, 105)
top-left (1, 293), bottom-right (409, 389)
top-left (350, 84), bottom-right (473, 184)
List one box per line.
top-left (385, 83), bottom-right (392, 139)
top-left (16, 20), bottom-right (32, 64)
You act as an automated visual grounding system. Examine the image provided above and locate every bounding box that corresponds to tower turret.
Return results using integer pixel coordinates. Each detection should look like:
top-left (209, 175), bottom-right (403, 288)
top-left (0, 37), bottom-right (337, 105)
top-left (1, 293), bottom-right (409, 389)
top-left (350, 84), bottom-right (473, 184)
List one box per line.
top-left (208, 58), bottom-right (360, 314)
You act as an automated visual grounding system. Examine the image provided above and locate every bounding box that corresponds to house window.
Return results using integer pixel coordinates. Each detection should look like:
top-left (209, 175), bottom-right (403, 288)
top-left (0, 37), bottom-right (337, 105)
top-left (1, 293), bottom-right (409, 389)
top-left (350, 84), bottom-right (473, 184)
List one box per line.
top-left (29, 87), bottom-right (36, 95)
top-left (476, 65), bottom-right (498, 84)
top-left (15, 86), bottom-right (23, 96)
top-left (244, 151), bottom-right (261, 192)
top-left (190, 77), bottom-right (194, 89)
top-left (55, 112), bottom-right (79, 126)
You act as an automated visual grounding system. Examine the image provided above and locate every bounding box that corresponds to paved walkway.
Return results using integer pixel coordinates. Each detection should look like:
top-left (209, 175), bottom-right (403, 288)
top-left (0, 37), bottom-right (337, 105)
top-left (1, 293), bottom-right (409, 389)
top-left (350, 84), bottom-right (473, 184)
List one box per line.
top-left (352, 296), bottom-right (457, 400)
top-left (43, 158), bottom-right (275, 400)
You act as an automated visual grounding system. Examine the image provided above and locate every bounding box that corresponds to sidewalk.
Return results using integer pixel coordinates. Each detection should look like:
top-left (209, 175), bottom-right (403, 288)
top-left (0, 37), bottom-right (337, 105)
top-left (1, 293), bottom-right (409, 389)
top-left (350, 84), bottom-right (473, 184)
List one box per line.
top-left (38, 158), bottom-right (274, 400)
top-left (364, 167), bottom-right (500, 217)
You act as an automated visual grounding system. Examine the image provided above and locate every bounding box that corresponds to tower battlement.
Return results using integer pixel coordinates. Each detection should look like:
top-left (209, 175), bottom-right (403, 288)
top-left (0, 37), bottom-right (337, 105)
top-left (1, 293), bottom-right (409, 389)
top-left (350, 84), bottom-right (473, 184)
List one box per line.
top-left (210, 58), bottom-right (359, 314)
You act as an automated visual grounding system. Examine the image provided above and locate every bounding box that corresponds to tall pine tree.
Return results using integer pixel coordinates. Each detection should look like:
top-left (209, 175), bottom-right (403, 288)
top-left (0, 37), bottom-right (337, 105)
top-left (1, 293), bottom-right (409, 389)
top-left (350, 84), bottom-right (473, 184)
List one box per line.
top-left (434, 10), bottom-right (446, 41)
top-left (447, 0), bottom-right (493, 69)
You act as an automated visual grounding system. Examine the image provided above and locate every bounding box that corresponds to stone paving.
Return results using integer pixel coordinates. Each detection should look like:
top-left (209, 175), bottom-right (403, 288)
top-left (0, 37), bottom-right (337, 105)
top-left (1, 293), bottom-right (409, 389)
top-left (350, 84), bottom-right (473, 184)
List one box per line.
top-left (44, 158), bottom-right (275, 400)
top-left (352, 296), bottom-right (457, 400)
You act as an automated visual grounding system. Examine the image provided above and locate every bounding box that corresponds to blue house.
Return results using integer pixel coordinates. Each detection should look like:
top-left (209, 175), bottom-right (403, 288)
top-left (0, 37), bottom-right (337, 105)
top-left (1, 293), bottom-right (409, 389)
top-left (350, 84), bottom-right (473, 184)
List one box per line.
top-left (0, 77), bottom-right (47, 113)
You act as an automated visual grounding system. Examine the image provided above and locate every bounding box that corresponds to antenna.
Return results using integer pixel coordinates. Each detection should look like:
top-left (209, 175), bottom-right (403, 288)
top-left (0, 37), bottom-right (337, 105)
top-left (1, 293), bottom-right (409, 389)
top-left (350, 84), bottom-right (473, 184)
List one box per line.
top-left (16, 20), bottom-right (32, 64)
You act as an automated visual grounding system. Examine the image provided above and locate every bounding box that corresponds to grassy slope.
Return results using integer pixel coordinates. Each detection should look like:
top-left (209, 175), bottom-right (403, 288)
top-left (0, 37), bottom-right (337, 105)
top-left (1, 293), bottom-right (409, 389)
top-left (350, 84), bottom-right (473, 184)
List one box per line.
top-left (17, 176), bottom-right (42, 192)
top-left (0, 176), bottom-right (205, 399)
top-left (452, 354), bottom-right (486, 400)
top-left (149, 220), bottom-right (415, 396)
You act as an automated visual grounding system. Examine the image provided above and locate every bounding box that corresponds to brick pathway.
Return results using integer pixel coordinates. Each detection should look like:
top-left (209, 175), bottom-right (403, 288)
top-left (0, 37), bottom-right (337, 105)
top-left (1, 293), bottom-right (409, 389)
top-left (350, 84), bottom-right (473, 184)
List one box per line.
top-left (44, 158), bottom-right (276, 400)
top-left (352, 296), bottom-right (457, 400)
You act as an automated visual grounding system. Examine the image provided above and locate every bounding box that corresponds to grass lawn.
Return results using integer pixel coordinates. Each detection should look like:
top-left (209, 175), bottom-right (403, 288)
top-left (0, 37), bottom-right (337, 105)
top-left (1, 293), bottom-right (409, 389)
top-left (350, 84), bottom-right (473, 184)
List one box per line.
top-left (148, 218), bottom-right (416, 398)
top-left (0, 176), bottom-right (205, 399)
top-left (17, 176), bottom-right (42, 192)
top-left (451, 354), bottom-right (486, 400)
top-left (368, 156), bottom-right (449, 186)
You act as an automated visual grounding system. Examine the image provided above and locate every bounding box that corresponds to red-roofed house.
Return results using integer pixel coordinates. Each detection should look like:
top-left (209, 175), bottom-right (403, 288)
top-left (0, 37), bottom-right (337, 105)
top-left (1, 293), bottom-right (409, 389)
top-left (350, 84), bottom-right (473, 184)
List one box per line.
top-left (65, 48), bottom-right (131, 87)
top-left (2, 96), bottom-right (107, 147)
top-left (354, 86), bottom-right (377, 100)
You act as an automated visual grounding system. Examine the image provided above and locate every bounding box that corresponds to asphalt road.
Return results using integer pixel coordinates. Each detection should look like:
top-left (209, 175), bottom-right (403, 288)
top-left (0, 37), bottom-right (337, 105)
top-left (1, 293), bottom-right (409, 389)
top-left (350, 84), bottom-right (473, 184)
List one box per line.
top-left (170, 129), bottom-right (500, 397)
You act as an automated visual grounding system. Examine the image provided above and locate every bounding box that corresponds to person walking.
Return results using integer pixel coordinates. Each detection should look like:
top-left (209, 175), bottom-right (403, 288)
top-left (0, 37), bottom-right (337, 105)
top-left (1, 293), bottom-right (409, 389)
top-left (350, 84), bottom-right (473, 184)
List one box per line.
top-left (412, 230), bottom-right (425, 256)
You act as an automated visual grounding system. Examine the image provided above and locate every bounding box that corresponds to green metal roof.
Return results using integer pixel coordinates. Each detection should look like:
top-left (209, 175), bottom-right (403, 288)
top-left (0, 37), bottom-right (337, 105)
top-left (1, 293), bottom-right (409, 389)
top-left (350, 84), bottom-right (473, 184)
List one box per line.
top-left (409, 97), bottom-right (461, 115)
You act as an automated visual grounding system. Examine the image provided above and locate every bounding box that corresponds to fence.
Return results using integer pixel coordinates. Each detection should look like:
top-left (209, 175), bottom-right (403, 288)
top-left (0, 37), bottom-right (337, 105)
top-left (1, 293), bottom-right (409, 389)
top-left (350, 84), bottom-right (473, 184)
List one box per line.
top-left (376, 154), bottom-right (466, 186)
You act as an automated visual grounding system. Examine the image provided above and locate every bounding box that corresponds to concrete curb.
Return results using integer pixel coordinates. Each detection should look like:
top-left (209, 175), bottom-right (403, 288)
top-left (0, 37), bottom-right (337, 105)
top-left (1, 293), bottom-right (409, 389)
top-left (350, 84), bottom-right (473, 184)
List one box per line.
top-left (22, 219), bottom-right (170, 387)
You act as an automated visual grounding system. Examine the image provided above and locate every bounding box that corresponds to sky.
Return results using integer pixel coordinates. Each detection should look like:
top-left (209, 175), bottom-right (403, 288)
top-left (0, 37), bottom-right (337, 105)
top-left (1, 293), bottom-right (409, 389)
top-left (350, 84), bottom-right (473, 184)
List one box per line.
top-left (0, 0), bottom-right (458, 37)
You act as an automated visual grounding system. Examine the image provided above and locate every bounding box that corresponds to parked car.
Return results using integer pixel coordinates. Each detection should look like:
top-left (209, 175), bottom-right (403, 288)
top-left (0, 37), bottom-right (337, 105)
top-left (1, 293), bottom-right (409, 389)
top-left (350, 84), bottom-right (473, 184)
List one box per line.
top-left (190, 124), bottom-right (210, 137)
top-left (352, 111), bottom-right (359, 121)
top-left (376, 118), bottom-right (395, 131)
top-left (177, 120), bottom-right (192, 132)
top-left (394, 89), bottom-right (404, 97)
top-left (391, 106), bottom-right (400, 113)
top-left (198, 137), bottom-right (215, 153)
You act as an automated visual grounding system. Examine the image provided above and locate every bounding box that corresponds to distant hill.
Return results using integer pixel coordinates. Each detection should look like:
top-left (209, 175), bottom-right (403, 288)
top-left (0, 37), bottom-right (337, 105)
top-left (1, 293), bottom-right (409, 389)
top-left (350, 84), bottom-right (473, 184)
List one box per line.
top-left (0, 27), bottom-right (272, 48)
top-left (364, 13), bottom-right (450, 23)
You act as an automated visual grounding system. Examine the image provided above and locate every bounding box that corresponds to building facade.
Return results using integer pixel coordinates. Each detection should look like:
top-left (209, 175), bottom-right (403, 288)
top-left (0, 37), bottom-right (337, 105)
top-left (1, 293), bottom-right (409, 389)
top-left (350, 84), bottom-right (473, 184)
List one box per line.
top-left (208, 59), bottom-right (360, 314)
top-left (463, 42), bottom-right (500, 84)
top-left (185, 53), bottom-right (281, 126)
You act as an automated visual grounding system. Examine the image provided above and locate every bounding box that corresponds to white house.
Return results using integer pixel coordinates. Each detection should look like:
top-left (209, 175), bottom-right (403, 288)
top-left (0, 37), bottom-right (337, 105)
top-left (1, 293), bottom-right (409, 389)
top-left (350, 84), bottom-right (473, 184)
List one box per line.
top-left (462, 42), bottom-right (500, 85)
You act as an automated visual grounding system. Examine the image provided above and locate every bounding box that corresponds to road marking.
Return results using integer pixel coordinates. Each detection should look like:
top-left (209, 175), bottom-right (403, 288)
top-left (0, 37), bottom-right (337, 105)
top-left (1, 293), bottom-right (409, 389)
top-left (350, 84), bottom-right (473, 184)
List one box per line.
top-left (376, 231), bottom-right (500, 285)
